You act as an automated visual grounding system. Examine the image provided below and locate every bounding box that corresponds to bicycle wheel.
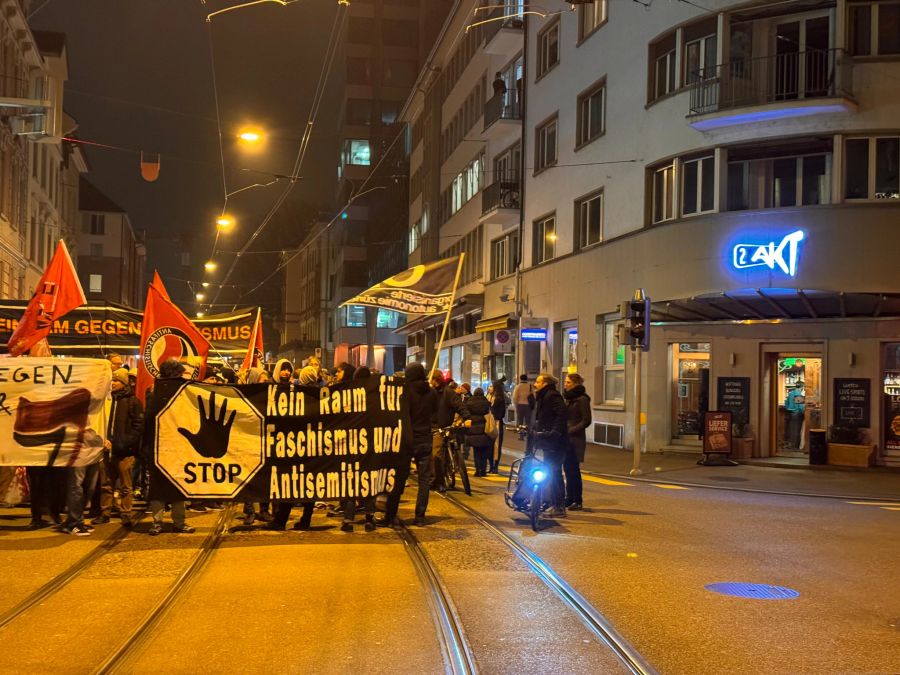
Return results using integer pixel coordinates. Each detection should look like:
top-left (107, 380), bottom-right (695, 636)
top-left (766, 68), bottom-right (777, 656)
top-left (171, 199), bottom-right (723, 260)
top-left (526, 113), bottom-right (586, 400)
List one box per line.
top-left (529, 484), bottom-right (542, 532)
top-left (453, 444), bottom-right (471, 496)
top-left (443, 446), bottom-right (456, 489)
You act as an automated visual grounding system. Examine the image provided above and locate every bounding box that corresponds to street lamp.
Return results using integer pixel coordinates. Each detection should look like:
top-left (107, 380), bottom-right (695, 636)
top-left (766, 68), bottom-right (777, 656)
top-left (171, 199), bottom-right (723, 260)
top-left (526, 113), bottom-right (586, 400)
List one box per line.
top-left (204, 261), bottom-right (217, 272)
top-left (196, 292), bottom-right (206, 301)
top-left (237, 127), bottom-right (265, 147)
top-left (216, 214), bottom-right (235, 230)
top-left (201, 282), bottom-right (210, 288)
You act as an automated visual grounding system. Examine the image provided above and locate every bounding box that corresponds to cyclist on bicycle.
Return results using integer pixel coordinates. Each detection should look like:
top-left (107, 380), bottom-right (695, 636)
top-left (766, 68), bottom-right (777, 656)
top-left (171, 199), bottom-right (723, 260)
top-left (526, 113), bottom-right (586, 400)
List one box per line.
top-left (531, 373), bottom-right (568, 518)
top-left (429, 371), bottom-right (470, 492)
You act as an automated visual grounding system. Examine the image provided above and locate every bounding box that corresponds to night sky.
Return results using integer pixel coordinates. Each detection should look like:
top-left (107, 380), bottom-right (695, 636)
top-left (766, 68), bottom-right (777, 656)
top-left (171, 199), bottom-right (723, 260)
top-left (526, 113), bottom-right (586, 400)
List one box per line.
top-left (31, 0), bottom-right (342, 314)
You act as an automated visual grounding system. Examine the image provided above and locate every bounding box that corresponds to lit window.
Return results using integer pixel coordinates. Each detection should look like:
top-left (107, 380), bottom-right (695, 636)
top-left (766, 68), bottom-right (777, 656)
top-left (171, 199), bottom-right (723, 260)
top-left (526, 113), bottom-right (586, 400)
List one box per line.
top-left (89, 274), bottom-right (102, 293)
top-left (532, 214), bottom-right (556, 264)
top-left (343, 140), bottom-right (371, 166)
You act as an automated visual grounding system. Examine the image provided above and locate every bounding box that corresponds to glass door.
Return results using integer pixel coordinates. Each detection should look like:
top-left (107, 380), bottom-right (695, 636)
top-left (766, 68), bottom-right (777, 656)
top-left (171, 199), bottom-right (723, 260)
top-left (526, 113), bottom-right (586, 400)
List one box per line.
top-left (671, 342), bottom-right (710, 438)
top-left (774, 354), bottom-right (822, 456)
top-left (774, 14), bottom-right (831, 100)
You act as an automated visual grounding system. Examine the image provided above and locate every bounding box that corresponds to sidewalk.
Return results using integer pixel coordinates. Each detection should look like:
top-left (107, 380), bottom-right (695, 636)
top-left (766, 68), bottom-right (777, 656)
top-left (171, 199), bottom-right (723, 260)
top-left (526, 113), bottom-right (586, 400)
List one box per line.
top-left (498, 433), bottom-right (900, 502)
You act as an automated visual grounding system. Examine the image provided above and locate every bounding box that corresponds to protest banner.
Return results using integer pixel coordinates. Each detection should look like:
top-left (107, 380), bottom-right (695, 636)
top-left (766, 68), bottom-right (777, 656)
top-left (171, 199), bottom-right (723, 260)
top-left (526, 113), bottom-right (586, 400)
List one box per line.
top-left (0, 358), bottom-right (110, 468)
top-left (152, 376), bottom-right (410, 502)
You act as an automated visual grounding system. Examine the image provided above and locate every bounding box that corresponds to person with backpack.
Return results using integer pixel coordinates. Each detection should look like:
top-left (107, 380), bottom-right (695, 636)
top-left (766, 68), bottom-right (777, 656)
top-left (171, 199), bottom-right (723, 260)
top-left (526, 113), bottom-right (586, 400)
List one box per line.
top-left (465, 388), bottom-right (493, 476)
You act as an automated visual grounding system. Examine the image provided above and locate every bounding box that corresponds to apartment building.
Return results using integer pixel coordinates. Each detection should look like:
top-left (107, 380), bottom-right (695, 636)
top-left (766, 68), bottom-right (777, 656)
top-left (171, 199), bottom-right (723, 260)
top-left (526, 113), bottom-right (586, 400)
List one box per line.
top-left (476, 0), bottom-right (900, 467)
top-left (400, 0), bottom-right (525, 387)
top-left (76, 177), bottom-right (146, 308)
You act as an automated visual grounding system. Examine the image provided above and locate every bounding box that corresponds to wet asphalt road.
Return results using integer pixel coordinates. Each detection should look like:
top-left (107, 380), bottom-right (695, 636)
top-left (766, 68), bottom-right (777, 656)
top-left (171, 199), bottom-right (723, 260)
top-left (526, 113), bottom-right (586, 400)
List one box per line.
top-left (0, 466), bottom-right (897, 674)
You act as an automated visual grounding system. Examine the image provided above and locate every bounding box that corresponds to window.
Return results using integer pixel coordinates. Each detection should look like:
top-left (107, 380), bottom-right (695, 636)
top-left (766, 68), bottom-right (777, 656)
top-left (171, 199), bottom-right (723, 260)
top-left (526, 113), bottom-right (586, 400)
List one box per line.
top-left (601, 316), bottom-right (625, 404)
top-left (684, 34), bottom-right (717, 85)
top-left (89, 274), bottom-right (102, 294)
top-left (849, 1), bottom-right (900, 56)
top-left (341, 305), bottom-right (366, 327)
top-left (90, 243), bottom-right (103, 258)
top-left (845, 136), bottom-right (900, 200)
top-left (579, 0), bottom-right (607, 40)
top-left (342, 139), bottom-right (371, 166)
top-left (347, 57), bottom-right (371, 85)
top-left (408, 219), bottom-right (421, 254)
top-left (382, 20), bottom-right (419, 48)
top-left (381, 100), bottom-right (401, 125)
top-left (490, 232), bottom-right (518, 279)
top-left (180, 251), bottom-right (190, 267)
top-left (649, 32), bottom-right (677, 102)
top-left (652, 162), bottom-right (676, 223)
top-left (88, 214), bottom-right (105, 235)
top-left (376, 309), bottom-right (402, 329)
top-left (345, 99), bottom-right (372, 126)
top-left (532, 214), bottom-right (556, 264)
top-left (577, 80), bottom-right (605, 147)
top-left (537, 21), bottom-right (559, 77)
top-left (575, 190), bottom-right (603, 249)
top-left (535, 117), bottom-right (558, 173)
top-left (448, 155), bottom-right (484, 215)
top-left (681, 155), bottom-right (715, 215)
top-left (727, 140), bottom-right (833, 210)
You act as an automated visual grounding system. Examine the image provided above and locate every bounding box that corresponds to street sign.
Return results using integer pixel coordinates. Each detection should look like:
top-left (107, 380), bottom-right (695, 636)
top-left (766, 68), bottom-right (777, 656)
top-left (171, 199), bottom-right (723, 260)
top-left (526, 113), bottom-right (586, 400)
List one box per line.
top-left (156, 384), bottom-right (266, 498)
top-left (521, 327), bottom-right (547, 341)
top-left (494, 329), bottom-right (512, 353)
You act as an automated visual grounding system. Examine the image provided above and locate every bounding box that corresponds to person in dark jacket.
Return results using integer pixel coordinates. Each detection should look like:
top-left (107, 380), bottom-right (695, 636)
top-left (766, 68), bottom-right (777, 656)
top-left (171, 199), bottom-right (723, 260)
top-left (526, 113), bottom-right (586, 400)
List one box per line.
top-left (563, 372), bottom-right (591, 510)
top-left (531, 373), bottom-right (568, 517)
top-left (465, 388), bottom-right (493, 476)
top-left (93, 368), bottom-right (144, 526)
top-left (145, 359), bottom-right (195, 535)
top-left (429, 371), bottom-right (470, 492)
top-left (334, 362), bottom-right (356, 384)
top-left (382, 362), bottom-right (437, 527)
top-left (488, 380), bottom-right (507, 473)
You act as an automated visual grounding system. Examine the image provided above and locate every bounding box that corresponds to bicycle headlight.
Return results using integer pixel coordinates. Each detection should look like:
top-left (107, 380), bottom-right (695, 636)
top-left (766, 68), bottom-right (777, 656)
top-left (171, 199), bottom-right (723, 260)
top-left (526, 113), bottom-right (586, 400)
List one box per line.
top-left (532, 469), bottom-right (546, 483)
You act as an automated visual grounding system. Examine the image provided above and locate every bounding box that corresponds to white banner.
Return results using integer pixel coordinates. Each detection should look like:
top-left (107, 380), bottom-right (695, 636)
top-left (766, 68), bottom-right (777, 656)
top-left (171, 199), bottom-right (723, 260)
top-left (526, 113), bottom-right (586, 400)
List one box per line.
top-left (0, 357), bottom-right (110, 467)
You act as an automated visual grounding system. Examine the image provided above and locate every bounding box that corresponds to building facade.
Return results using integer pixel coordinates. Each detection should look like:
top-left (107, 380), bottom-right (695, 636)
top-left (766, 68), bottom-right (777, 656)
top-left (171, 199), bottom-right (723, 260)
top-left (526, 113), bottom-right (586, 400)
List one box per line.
top-left (76, 177), bottom-right (145, 308)
top-left (473, 0), bottom-right (900, 467)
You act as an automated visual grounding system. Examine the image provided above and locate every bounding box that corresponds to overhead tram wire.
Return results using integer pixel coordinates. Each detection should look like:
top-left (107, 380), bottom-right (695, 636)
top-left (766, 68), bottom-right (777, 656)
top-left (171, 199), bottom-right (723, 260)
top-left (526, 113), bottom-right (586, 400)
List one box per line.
top-left (208, 2), bottom-right (348, 311)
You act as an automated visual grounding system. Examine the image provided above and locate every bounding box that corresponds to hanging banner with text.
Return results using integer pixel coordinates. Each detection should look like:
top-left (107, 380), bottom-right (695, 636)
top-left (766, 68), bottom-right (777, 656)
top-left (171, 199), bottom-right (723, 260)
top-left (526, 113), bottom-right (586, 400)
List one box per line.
top-left (153, 377), bottom-right (410, 501)
top-left (0, 357), bottom-right (110, 467)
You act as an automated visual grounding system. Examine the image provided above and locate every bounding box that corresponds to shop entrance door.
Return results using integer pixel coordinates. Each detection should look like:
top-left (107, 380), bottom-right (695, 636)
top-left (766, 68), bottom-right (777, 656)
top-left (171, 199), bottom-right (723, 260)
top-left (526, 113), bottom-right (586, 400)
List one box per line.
top-left (671, 342), bottom-right (710, 439)
top-left (772, 354), bottom-right (823, 457)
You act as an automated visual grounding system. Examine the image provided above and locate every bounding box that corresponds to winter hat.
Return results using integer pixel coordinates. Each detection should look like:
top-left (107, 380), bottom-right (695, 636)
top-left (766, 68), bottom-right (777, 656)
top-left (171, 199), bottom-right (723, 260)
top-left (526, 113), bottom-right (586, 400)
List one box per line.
top-left (112, 368), bottom-right (129, 386)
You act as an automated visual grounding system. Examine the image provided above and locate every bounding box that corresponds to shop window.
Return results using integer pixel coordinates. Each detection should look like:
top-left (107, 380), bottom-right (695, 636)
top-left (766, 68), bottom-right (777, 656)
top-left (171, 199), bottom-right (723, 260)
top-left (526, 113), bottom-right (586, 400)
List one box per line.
top-left (727, 140), bottom-right (833, 210)
top-left (601, 316), bottom-right (625, 404)
top-left (681, 155), bottom-right (715, 216)
top-left (575, 189), bottom-right (603, 249)
top-left (845, 136), bottom-right (900, 200)
top-left (537, 20), bottom-right (560, 77)
top-left (535, 116), bottom-right (558, 173)
top-left (849, 1), bottom-right (900, 56)
top-left (651, 161), bottom-right (676, 223)
top-left (576, 80), bottom-right (605, 148)
top-left (579, 0), bottom-right (607, 40)
top-left (532, 214), bottom-right (556, 264)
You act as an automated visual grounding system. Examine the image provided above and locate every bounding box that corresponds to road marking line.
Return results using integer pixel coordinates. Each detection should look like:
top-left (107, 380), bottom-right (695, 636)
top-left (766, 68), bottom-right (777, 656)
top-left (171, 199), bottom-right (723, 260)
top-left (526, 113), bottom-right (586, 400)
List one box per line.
top-left (652, 483), bottom-right (691, 490)
top-left (847, 501), bottom-right (900, 506)
top-left (880, 506), bottom-right (900, 511)
top-left (583, 476), bottom-right (633, 487)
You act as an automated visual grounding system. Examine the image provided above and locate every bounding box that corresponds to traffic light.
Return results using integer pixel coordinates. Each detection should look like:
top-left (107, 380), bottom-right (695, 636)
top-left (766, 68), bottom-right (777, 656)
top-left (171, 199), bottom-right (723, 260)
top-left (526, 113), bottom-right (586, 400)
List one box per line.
top-left (626, 289), bottom-right (651, 352)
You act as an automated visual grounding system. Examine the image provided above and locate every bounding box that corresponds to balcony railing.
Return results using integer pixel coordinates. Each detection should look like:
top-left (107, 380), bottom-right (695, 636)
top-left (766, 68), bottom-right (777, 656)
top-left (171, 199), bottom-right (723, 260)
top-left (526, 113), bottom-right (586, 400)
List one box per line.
top-left (483, 90), bottom-right (521, 130)
top-left (689, 48), bottom-right (852, 116)
top-left (482, 7), bottom-right (524, 45)
top-left (482, 179), bottom-right (521, 215)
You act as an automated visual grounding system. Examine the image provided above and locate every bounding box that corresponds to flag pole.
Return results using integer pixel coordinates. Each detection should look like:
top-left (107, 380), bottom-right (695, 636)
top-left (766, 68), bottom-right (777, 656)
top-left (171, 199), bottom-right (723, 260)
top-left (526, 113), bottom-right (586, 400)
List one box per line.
top-left (429, 253), bottom-right (465, 381)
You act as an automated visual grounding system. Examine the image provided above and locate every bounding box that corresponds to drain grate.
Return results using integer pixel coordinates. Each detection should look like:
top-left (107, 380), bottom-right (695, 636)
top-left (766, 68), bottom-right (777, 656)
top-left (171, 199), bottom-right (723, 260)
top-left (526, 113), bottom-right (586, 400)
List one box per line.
top-left (705, 582), bottom-right (799, 600)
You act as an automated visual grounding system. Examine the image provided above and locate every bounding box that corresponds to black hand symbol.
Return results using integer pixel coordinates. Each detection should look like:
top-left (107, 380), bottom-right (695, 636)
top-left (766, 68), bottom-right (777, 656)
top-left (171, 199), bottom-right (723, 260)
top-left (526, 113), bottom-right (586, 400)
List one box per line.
top-left (177, 391), bottom-right (236, 459)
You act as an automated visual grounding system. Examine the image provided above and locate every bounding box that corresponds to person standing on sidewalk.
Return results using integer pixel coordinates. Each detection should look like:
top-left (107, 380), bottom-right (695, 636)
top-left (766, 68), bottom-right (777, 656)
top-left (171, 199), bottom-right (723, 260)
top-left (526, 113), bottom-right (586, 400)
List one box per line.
top-left (532, 373), bottom-right (568, 518)
top-left (563, 373), bottom-right (590, 511)
top-left (429, 371), bottom-right (470, 492)
top-left (94, 368), bottom-right (144, 527)
top-left (489, 379), bottom-right (507, 474)
top-left (465, 388), bottom-right (493, 476)
top-left (512, 374), bottom-right (532, 439)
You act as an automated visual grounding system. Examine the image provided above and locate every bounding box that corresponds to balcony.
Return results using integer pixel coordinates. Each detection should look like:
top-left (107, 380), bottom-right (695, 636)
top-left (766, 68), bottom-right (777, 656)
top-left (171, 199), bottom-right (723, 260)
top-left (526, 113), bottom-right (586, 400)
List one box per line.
top-left (480, 180), bottom-right (521, 226)
top-left (483, 91), bottom-right (522, 145)
top-left (688, 48), bottom-right (855, 131)
top-left (482, 10), bottom-right (523, 56)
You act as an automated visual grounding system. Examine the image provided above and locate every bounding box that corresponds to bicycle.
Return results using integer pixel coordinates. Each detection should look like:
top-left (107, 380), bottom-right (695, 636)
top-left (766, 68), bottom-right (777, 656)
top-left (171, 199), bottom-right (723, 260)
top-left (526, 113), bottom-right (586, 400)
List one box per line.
top-left (504, 446), bottom-right (549, 532)
top-left (436, 425), bottom-right (472, 496)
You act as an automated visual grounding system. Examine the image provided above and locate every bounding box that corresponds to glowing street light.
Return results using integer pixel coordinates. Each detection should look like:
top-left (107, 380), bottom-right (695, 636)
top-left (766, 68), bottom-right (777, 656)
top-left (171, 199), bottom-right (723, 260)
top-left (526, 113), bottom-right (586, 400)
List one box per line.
top-left (196, 293), bottom-right (206, 301)
top-left (202, 282), bottom-right (210, 288)
top-left (238, 128), bottom-right (264, 144)
top-left (204, 261), bottom-right (217, 272)
top-left (216, 214), bottom-right (235, 230)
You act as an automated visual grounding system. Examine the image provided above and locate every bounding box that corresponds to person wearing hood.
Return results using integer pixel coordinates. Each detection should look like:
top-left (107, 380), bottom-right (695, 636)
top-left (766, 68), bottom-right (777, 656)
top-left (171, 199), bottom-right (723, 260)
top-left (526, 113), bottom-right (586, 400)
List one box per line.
top-left (334, 362), bottom-right (356, 384)
top-left (563, 372), bottom-right (591, 510)
top-left (381, 362), bottom-right (438, 527)
top-left (93, 368), bottom-right (144, 527)
top-left (465, 388), bottom-right (493, 476)
top-left (274, 358), bottom-right (295, 385)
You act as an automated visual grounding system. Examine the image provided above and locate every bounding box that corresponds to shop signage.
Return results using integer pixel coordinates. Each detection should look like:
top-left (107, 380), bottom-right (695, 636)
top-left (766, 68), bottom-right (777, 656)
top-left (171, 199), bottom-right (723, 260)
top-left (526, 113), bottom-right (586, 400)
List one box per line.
top-left (732, 230), bottom-right (804, 276)
top-left (520, 328), bottom-right (547, 342)
top-left (494, 329), bottom-right (512, 353)
top-left (833, 378), bottom-right (870, 427)
top-left (703, 411), bottom-right (733, 455)
top-left (884, 393), bottom-right (900, 452)
top-left (717, 377), bottom-right (750, 426)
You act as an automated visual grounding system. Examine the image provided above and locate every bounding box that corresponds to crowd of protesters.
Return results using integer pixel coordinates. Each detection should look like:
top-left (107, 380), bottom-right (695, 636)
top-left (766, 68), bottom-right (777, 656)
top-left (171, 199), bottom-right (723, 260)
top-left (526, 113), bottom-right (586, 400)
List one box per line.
top-left (1, 349), bottom-right (590, 535)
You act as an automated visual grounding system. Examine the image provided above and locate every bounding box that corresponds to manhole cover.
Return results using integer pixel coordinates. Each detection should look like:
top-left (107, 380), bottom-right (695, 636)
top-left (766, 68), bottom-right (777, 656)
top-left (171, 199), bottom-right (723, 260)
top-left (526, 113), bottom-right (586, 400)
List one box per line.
top-left (705, 582), bottom-right (799, 600)
top-left (708, 476), bottom-right (750, 483)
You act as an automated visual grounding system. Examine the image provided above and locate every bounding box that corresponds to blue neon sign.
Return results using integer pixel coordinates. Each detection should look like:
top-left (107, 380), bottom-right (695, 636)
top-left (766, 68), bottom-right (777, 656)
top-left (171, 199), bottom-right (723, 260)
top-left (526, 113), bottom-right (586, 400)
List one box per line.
top-left (521, 328), bottom-right (547, 341)
top-left (732, 230), bottom-right (804, 276)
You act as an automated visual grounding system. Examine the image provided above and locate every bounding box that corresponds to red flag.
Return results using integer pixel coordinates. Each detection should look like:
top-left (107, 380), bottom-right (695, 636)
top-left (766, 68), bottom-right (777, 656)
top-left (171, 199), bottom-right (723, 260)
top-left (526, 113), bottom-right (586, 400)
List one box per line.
top-left (151, 270), bottom-right (171, 301)
top-left (8, 240), bottom-right (85, 356)
top-left (240, 308), bottom-right (264, 371)
top-left (136, 283), bottom-right (211, 403)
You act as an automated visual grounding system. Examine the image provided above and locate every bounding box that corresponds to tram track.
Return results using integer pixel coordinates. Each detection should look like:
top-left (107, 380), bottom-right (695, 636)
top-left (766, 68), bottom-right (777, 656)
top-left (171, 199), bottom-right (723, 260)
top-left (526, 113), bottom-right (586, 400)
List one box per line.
top-left (440, 491), bottom-right (658, 675)
top-left (395, 519), bottom-right (477, 675)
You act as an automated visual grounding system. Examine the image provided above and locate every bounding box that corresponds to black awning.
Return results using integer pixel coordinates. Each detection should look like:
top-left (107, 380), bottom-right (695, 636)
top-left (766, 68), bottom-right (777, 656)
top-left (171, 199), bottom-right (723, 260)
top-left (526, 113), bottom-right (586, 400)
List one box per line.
top-left (651, 289), bottom-right (900, 323)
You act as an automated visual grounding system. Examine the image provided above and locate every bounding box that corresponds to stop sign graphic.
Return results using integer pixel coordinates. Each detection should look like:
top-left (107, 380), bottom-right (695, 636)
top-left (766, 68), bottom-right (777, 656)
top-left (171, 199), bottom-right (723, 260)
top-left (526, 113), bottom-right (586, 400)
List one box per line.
top-left (156, 384), bottom-right (265, 498)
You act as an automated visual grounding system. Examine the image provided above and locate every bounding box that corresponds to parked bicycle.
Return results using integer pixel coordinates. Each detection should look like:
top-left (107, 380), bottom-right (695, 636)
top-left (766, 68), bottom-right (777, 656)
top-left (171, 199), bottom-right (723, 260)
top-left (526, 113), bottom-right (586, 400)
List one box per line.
top-left (504, 445), bottom-right (549, 532)
top-left (436, 425), bottom-right (472, 496)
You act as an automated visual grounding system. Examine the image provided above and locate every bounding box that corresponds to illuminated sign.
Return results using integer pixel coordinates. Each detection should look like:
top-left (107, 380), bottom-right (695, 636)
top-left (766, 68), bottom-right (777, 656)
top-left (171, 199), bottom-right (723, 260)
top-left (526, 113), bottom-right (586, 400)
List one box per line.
top-left (520, 328), bottom-right (547, 341)
top-left (732, 230), bottom-right (804, 276)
